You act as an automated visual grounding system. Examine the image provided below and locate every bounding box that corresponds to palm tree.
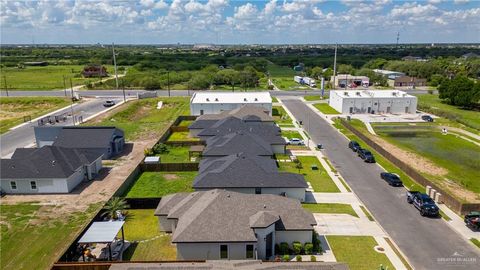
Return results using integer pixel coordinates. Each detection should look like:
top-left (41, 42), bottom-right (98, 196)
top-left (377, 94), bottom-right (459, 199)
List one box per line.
top-left (102, 197), bottom-right (129, 220)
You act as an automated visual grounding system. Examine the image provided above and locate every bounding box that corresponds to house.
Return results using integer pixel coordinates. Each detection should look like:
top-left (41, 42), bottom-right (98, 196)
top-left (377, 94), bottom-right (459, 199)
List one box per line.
top-left (391, 76), bottom-right (427, 87)
top-left (82, 65), bottom-right (108, 77)
top-left (154, 189), bottom-right (316, 260)
top-left (0, 146), bottom-right (103, 194)
top-left (193, 154), bottom-right (307, 201)
top-left (462, 52), bottom-right (479, 59)
top-left (331, 74), bottom-right (369, 88)
top-left (34, 126), bottom-right (125, 159)
top-left (190, 92), bottom-right (272, 116)
top-left (189, 105), bottom-right (274, 136)
top-left (329, 90), bottom-right (417, 114)
top-left (402, 56), bottom-right (427, 62)
top-left (203, 132), bottom-right (274, 157)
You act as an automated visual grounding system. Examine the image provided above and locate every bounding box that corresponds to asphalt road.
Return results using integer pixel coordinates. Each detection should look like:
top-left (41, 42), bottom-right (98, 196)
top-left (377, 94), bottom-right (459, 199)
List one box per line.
top-left (282, 98), bottom-right (479, 270)
top-left (1, 98), bottom-right (122, 158)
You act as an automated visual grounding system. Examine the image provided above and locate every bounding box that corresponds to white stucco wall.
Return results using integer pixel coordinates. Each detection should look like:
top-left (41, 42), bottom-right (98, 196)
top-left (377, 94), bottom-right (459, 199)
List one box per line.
top-left (176, 242), bottom-right (257, 260)
top-left (1, 177), bottom-right (73, 194)
top-left (329, 92), bottom-right (417, 115)
top-left (66, 168), bottom-right (86, 192)
top-left (254, 224), bottom-right (275, 259)
top-left (191, 103), bottom-right (272, 116)
top-left (275, 230), bottom-right (313, 245)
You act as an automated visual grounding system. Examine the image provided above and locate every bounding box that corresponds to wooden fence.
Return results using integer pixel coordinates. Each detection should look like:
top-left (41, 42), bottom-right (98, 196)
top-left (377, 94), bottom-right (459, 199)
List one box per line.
top-left (140, 162), bottom-right (199, 172)
top-left (340, 119), bottom-right (480, 214)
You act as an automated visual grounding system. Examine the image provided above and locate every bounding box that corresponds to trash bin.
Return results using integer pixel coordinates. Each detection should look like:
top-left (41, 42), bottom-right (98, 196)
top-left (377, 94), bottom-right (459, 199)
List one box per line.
top-left (347, 116), bottom-right (351, 121)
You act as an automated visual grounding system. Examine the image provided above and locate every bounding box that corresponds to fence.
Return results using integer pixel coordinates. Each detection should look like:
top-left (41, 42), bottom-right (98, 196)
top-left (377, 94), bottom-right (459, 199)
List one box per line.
top-left (124, 198), bottom-right (161, 209)
top-left (141, 162), bottom-right (199, 172)
top-left (340, 119), bottom-right (480, 215)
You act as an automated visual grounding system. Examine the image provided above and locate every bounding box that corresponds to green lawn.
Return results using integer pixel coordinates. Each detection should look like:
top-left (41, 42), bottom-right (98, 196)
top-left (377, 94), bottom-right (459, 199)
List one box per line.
top-left (304, 95), bottom-right (323, 101)
top-left (0, 97), bottom-right (71, 133)
top-left (272, 105), bottom-right (294, 127)
top-left (416, 94), bottom-right (480, 131)
top-left (87, 97), bottom-right (190, 140)
top-left (313, 103), bottom-right (340, 114)
top-left (278, 156), bottom-right (340, 192)
top-left (271, 77), bottom-right (305, 90)
top-left (125, 171), bottom-right (196, 198)
top-left (281, 130), bottom-right (303, 140)
top-left (0, 202), bottom-right (102, 270)
top-left (168, 131), bottom-right (200, 141)
top-left (327, 236), bottom-right (395, 270)
top-left (302, 203), bottom-right (358, 217)
top-left (157, 145), bottom-right (194, 163)
top-left (0, 65), bottom-right (115, 90)
top-left (272, 97), bottom-right (279, 103)
top-left (360, 205), bottom-right (374, 221)
top-left (122, 209), bottom-right (176, 260)
top-left (177, 120), bottom-right (194, 127)
top-left (470, 238), bottom-right (480, 249)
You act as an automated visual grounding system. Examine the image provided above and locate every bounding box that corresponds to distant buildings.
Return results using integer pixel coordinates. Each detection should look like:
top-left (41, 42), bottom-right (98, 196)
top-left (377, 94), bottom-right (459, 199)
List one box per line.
top-left (190, 92), bottom-right (272, 116)
top-left (82, 65), bottom-right (108, 78)
top-left (372, 69), bottom-right (406, 80)
top-left (331, 74), bottom-right (369, 88)
top-left (402, 56), bottom-right (427, 62)
top-left (329, 90), bottom-right (417, 114)
top-left (392, 76), bottom-right (427, 88)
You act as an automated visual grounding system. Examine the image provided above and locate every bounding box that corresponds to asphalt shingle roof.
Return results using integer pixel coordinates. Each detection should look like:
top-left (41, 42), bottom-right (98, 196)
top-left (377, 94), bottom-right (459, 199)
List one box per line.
top-left (189, 105), bottom-right (273, 130)
top-left (203, 132), bottom-right (273, 156)
top-left (52, 127), bottom-right (121, 149)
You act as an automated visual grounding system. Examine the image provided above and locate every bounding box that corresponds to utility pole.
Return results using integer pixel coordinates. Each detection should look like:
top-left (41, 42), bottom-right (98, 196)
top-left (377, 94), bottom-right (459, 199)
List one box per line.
top-left (70, 78), bottom-right (75, 126)
top-left (63, 75), bottom-right (67, 97)
top-left (167, 70), bottom-right (171, 97)
top-left (333, 44), bottom-right (337, 90)
top-left (112, 43), bottom-right (119, 89)
top-left (3, 76), bottom-right (8, 97)
top-left (121, 79), bottom-right (126, 103)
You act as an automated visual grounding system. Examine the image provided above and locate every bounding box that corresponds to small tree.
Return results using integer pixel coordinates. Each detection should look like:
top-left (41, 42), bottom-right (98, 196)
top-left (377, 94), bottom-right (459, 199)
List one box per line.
top-left (296, 255), bottom-right (302, 262)
top-left (292, 241), bottom-right (303, 255)
top-left (304, 242), bottom-right (314, 255)
top-left (102, 197), bottom-right (129, 220)
top-left (310, 255), bottom-right (317, 262)
top-left (282, 255), bottom-right (290, 262)
top-left (152, 143), bottom-right (168, 154)
top-left (279, 242), bottom-right (289, 255)
top-left (294, 159), bottom-right (303, 173)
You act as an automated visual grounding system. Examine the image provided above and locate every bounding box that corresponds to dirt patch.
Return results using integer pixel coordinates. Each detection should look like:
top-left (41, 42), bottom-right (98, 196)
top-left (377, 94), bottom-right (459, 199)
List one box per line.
top-left (164, 174), bottom-right (179, 181)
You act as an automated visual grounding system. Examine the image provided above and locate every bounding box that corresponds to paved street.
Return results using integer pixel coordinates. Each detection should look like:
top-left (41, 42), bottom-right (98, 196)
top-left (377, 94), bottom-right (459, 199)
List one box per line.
top-left (1, 97), bottom-right (122, 157)
top-left (282, 98), bottom-right (479, 270)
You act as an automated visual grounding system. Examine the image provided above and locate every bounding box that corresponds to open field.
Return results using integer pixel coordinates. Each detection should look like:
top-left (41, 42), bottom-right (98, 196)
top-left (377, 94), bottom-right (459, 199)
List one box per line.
top-left (278, 156), bottom-right (340, 192)
top-left (313, 103), bottom-right (340, 114)
top-left (87, 97), bottom-right (190, 140)
top-left (302, 203), bottom-right (358, 217)
top-left (0, 65), bottom-right (115, 90)
top-left (327, 236), bottom-right (395, 270)
top-left (267, 63), bottom-right (304, 91)
top-left (0, 202), bottom-right (101, 270)
top-left (122, 209), bottom-right (176, 260)
top-left (0, 97), bottom-right (71, 133)
top-left (272, 105), bottom-right (294, 127)
top-left (125, 171), bottom-right (196, 198)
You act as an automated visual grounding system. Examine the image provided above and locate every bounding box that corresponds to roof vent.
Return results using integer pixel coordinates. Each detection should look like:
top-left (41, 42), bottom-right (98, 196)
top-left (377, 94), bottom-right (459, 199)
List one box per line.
top-left (227, 194), bottom-right (230, 198)
top-left (254, 98), bottom-right (258, 101)
top-left (206, 98), bottom-right (210, 101)
top-left (356, 92), bottom-right (360, 96)
top-left (263, 204), bottom-right (267, 209)
top-left (344, 92), bottom-right (348, 96)
top-left (51, 160), bottom-right (56, 166)
top-left (244, 98), bottom-right (247, 101)
top-left (215, 98), bottom-right (219, 101)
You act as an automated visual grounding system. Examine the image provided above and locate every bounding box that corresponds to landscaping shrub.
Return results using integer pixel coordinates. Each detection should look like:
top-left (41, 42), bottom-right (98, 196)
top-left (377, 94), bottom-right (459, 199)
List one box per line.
top-left (310, 255), bottom-right (317, 262)
top-left (279, 242), bottom-right (289, 255)
top-left (312, 232), bottom-right (322, 253)
top-left (144, 148), bottom-right (154, 156)
top-left (272, 107), bottom-right (281, 116)
top-left (304, 242), bottom-right (313, 255)
top-left (282, 255), bottom-right (290, 262)
top-left (292, 241), bottom-right (303, 255)
top-left (152, 143), bottom-right (168, 154)
top-left (274, 244), bottom-right (280, 255)
top-left (296, 255), bottom-right (302, 261)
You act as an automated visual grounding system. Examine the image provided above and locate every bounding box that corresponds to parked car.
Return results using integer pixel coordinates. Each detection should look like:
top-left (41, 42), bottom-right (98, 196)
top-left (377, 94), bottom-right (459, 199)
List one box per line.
top-left (358, 148), bottom-right (375, 163)
top-left (348, 140), bottom-right (361, 152)
top-left (288, 138), bottom-right (304, 145)
top-left (103, 100), bottom-right (116, 107)
top-left (406, 191), bottom-right (439, 217)
top-left (380, 172), bottom-right (403, 186)
top-left (464, 211), bottom-right (480, 231)
top-left (421, 115), bottom-right (434, 122)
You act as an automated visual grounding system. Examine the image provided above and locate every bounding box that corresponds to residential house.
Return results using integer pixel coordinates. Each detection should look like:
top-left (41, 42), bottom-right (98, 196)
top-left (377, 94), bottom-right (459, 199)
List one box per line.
top-left (190, 92), bottom-right (272, 116)
top-left (329, 90), bottom-right (417, 114)
top-left (0, 146), bottom-right (103, 194)
top-left (202, 132), bottom-right (274, 157)
top-left (154, 189), bottom-right (316, 260)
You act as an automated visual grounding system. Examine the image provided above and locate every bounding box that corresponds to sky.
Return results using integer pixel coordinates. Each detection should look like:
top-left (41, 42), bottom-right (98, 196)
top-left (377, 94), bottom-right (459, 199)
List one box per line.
top-left (1, 0), bottom-right (479, 44)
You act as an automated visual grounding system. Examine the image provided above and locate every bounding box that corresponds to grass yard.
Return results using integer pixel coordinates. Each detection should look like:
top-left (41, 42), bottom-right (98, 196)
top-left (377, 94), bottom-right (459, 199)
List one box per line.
top-left (87, 97), bottom-right (189, 140)
top-left (304, 95), bottom-right (323, 101)
top-left (470, 238), bottom-right (480, 249)
top-left (416, 94), bottom-right (480, 131)
top-left (0, 65), bottom-right (115, 90)
top-left (0, 97), bottom-right (71, 133)
top-left (313, 103), bottom-right (340, 114)
top-left (177, 120), bottom-right (194, 127)
top-left (0, 202), bottom-right (102, 270)
top-left (157, 145), bottom-right (194, 163)
top-left (281, 130), bottom-right (303, 140)
top-left (272, 97), bottom-right (279, 103)
top-left (278, 156), bottom-right (340, 192)
top-left (167, 131), bottom-right (200, 142)
top-left (272, 105), bottom-right (294, 127)
top-left (327, 236), bottom-right (395, 270)
top-left (125, 171), bottom-right (196, 198)
top-left (302, 203), bottom-right (358, 217)
top-left (122, 209), bottom-right (176, 260)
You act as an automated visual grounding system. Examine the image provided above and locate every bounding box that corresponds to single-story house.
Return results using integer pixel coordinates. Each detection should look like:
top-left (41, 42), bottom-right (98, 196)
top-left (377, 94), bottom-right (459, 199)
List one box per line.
top-left (390, 76), bottom-right (427, 87)
top-left (190, 92), bottom-right (272, 116)
top-left (194, 154), bottom-right (307, 201)
top-left (34, 126), bottom-right (125, 159)
top-left (203, 132), bottom-right (274, 157)
top-left (0, 146), bottom-right (103, 194)
top-left (154, 189), bottom-right (316, 260)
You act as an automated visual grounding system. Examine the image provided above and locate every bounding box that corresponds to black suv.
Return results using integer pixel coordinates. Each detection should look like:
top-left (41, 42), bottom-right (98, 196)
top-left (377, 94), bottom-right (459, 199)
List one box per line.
top-left (421, 115), bottom-right (434, 122)
top-left (380, 172), bottom-right (403, 186)
top-left (348, 141), bottom-right (361, 152)
top-left (358, 148), bottom-right (375, 163)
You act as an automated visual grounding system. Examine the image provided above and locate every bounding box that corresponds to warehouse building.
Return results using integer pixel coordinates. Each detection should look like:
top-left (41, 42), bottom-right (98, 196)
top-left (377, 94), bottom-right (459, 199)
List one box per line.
top-left (329, 90), bottom-right (417, 114)
top-left (190, 92), bottom-right (272, 116)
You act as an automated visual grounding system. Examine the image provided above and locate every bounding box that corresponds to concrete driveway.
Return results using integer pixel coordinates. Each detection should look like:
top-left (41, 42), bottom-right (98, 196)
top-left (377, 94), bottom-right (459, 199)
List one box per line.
top-left (282, 98), bottom-right (479, 270)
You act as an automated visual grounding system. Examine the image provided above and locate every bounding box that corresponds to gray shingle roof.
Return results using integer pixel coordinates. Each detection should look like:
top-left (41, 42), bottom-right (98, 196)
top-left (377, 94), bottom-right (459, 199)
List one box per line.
top-left (189, 105), bottom-right (273, 130)
top-left (158, 189), bottom-right (316, 243)
top-left (1, 146), bottom-right (102, 179)
top-left (203, 132), bottom-right (273, 157)
top-left (52, 127), bottom-right (122, 149)
top-left (193, 154), bottom-right (307, 189)
top-left (154, 193), bottom-right (191, 216)
top-left (249, 211), bottom-right (280, 228)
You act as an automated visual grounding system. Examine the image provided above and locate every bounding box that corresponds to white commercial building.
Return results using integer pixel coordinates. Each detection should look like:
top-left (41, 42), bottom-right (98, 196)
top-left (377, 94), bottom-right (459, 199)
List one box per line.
top-left (329, 90), bottom-right (417, 114)
top-left (190, 92), bottom-right (272, 116)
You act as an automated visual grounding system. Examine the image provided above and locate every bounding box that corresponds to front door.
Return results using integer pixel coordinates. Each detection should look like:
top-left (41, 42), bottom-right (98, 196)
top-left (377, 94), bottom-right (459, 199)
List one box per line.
top-left (265, 232), bottom-right (273, 258)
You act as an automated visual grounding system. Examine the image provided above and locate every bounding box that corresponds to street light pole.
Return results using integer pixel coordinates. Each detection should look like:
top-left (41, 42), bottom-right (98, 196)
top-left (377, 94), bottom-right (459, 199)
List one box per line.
top-left (121, 79), bottom-right (126, 103)
top-left (70, 78), bottom-right (75, 126)
top-left (63, 75), bottom-right (67, 97)
top-left (3, 76), bottom-right (8, 97)
top-left (167, 70), bottom-right (170, 97)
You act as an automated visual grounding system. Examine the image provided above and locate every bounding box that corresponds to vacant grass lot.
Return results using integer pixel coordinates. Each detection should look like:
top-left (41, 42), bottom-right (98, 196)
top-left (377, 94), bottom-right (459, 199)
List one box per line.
top-left (313, 103), bottom-right (340, 114)
top-left (88, 97), bottom-right (190, 140)
top-left (278, 156), bottom-right (340, 192)
top-left (327, 236), bottom-right (395, 270)
top-left (0, 202), bottom-right (101, 270)
top-left (157, 145), bottom-right (194, 163)
top-left (302, 203), bottom-right (358, 217)
top-left (0, 97), bottom-right (71, 133)
top-left (125, 171), bottom-right (196, 198)
top-left (281, 130), bottom-right (303, 140)
top-left (0, 65), bottom-right (115, 90)
top-left (122, 209), bottom-right (176, 260)
top-left (272, 105), bottom-right (294, 127)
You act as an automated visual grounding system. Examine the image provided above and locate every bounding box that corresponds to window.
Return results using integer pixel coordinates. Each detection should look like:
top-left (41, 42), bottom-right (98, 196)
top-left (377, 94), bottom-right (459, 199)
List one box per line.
top-left (246, 244), bottom-right (254, 259)
top-left (255, 188), bottom-right (261, 194)
top-left (10, 181), bottom-right (17, 190)
top-left (200, 110), bottom-right (204, 115)
top-left (220, 245), bottom-right (228, 259)
top-left (30, 181), bottom-right (37, 190)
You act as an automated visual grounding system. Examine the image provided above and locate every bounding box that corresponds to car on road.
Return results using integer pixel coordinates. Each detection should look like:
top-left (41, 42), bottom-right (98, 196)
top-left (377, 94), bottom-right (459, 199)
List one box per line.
top-left (406, 191), bottom-right (439, 217)
top-left (103, 100), bottom-right (116, 107)
top-left (288, 138), bottom-right (304, 145)
top-left (421, 115), bottom-right (434, 122)
top-left (348, 140), bottom-right (361, 152)
top-left (464, 211), bottom-right (480, 231)
top-left (358, 148), bottom-right (375, 163)
top-left (380, 172), bottom-right (403, 186)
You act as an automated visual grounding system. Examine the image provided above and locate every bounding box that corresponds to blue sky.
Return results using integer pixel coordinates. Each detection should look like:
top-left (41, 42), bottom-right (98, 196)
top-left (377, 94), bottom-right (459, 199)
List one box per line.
top-left (1, 0), bottom-right (479, 44)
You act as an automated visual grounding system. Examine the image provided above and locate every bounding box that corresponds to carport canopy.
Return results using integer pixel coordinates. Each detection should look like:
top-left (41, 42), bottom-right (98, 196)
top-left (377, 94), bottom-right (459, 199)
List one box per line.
top-left (78, 221), bottom-right (125, 244)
